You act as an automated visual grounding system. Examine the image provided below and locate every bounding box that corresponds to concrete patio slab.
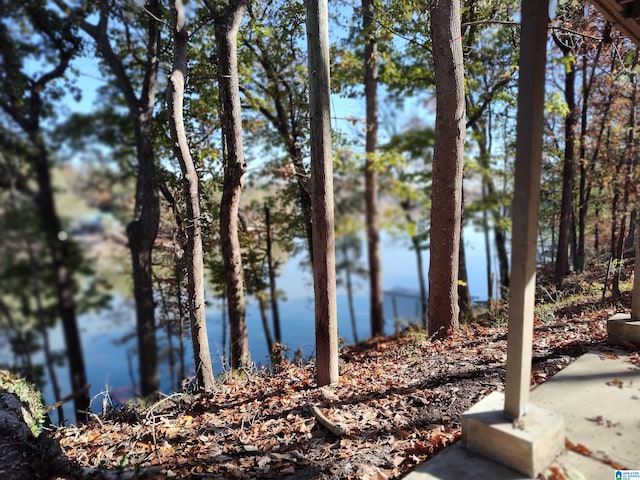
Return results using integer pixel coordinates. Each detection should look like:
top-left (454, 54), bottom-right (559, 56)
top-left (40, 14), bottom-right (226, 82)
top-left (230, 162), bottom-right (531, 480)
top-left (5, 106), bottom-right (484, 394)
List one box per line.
top-left (403, 349), bottom-right (640, 479)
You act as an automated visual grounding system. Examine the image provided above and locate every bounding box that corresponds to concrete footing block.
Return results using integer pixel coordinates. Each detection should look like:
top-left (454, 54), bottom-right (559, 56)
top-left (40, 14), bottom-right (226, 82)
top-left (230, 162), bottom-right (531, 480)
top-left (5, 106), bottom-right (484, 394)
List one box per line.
top-left (461, 391), bottom-right (564, 477)
top-left (607, 313), bottom-right (640, 346)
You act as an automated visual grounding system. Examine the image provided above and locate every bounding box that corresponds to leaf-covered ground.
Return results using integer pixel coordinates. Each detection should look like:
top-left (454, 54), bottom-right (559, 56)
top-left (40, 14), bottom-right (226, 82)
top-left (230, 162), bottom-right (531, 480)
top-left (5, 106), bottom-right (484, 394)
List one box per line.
top-left (51, 293), bottom-right (631, 480)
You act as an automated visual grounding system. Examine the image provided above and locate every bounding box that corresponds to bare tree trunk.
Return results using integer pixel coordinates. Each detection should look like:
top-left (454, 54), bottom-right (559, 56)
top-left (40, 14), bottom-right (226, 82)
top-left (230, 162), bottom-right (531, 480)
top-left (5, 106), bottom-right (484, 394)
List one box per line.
top-left (362, 0), bottom-right (384, 338)
top-left (553, 34), bottom-right (576, 288)
top-left (458, 225), bottom-right (474, 322)
top-left (168, 0), bottom-right (215, 391)
top-left (256, 292), bottom-right (275, 363)
top-left (208, 0), bottom-right (250, 370)
top-left (401, 203), bottom-right (428, 328)
top-left (339, 242), bottom-right (359, 344)
top-left (264, 205), bottom-right (282, 343)
top-left (577, 23), bottom-right (608, 271)
top-left (472, 124), bottom-right (509, 299)
top-left (612, 55), bottom-right (638, 297)
top-left (482, 180), bottom-right (493, 305)
top-left (306, 0), bottom-right (339, 386)
top-left (427, 0), bottom-right (465, 339)
top-left (34, 143), bottom-right (90, 422)
top-left (6, 173), bottom-right (65, 424)
top-left (412, 234), bottom-right (428, 328)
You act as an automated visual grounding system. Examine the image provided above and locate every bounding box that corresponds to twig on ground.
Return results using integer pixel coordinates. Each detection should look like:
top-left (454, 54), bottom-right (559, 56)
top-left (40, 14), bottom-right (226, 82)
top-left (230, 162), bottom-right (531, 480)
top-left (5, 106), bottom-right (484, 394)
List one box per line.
top-left (310, 404), bottom-right (347, 436)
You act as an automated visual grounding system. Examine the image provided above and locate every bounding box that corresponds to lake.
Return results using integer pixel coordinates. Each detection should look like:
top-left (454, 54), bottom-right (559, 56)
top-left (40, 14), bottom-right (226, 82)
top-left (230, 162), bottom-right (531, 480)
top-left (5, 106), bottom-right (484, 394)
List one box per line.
top-left (36, 229), bottom-right (491, 423)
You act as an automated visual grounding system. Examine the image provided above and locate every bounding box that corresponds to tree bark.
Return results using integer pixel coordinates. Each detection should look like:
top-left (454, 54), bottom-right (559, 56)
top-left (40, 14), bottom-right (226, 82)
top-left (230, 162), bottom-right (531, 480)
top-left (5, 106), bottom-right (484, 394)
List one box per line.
top-left (0, 374), bottom-right (80, 479)
top-left (34, 147), bottom-right (91, 421)
top-left (339, 241), bottom-right (360, 344)
top-left (265, 205), bottom-right (282, 344)
top-left (208, 0), bottom-right (251, 370)
top-left (576, 24), bottom-right (608, 271)
top-left (427, 0), bottom-right (465, 339)
top-left (362, 0), bottom-right (384, 338)
top-left (612, 56), bottom-right (638, 297)
top-left (306, 0), bottom-right (339, 386)
top-left (167, 0), bottom-right (215, 391)
top-left (401, 203), bottom-right (428, 328)
top-left (553, 35), bottom-right (576, 288)
top-left (458, 220), bottom-right (474, 322)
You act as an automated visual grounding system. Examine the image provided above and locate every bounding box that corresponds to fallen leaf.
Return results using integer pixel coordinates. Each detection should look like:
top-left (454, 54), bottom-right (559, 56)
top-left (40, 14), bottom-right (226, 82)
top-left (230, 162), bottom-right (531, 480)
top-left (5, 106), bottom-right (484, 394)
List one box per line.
top-left (606, 378), bottom-right (624, 388)
top-left (279, 465), bottom-right (295, 475)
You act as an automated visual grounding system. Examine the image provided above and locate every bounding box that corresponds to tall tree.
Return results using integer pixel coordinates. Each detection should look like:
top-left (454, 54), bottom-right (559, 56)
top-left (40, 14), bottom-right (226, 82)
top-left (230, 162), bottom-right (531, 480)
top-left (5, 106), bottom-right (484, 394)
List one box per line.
top-left (167, 0), bottom-right (215, 390)
top-left (264, 204), bottom-right (282, 344)
top-left (306, 0), bottom-right (339, 386)
top-left (611, 49), bottom-right (638, 297)
top-left (55, 0), bottom-right (163, 397)
top-left (576, 20), bottom-right (610, 271)
top-left (205, 0), bottom-right (251, 370)
top-left (552, 26), bottom-right (578, 287)
top-left (362, 0), bottom-right (384, 337)
top-left (0, 1), bottom-right (90, 422)
top-left (427, 0), bottom-right (465, 339)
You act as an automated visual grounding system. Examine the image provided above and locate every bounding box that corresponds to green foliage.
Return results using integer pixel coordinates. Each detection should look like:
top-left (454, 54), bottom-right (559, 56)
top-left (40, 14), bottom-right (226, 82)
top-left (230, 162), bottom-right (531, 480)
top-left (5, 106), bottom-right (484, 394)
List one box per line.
top-left (546, 90), bottom-right (571, 117)
top-left (379, 124), bottom-right (433, 244)
top-left (0, 369), bottom-right (46, 437)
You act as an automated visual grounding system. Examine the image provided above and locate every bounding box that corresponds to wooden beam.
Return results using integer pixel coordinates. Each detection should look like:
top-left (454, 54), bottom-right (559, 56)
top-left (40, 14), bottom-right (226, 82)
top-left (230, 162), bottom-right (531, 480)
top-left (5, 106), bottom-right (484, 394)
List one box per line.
top-left (591, 0), bottom-right (640, 46)
top-left (504, 0), bottom-right (549, 419)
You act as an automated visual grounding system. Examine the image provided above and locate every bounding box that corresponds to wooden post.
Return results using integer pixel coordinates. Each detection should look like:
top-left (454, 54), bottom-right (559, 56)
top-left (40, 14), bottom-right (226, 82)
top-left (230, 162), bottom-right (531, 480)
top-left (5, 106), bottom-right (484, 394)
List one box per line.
top-left (632, 208), bottom-right (640, 318)
top-left (504, 0), bottom-right (549, 419)
top-left (305, 0), bottom-right (339, 386)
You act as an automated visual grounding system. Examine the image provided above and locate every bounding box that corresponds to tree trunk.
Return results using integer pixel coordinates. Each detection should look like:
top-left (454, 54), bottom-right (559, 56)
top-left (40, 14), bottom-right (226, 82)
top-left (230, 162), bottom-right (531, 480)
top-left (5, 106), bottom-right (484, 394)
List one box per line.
top-left (256, 292), bottom-right (275, 362)
top-left (0, 373), bottom-right (80, 479)
top-left (612, 58), bottom-right (638, 297)
top-left (167, 0), bottom-right (215, 391)
top-left (553, 36), bottom-right (577, 288)
top-left (265, 205), bottom-right (282, 343)
top-left (458, 224), bottom-right (474, 322)
top-left (209, 0), bottom-right (251, 370)
top-left (306, 0), bottom-right (339, 386)
top-left (427, 0), bottom-right (465, 339)
top-left (290, 150), bottom-right (314, 260)
top-left (401, 204), bottom-right (428, 328)
top-left (412, 233), bottom-right (428, 329)
top-left (6, 176), bottom-right (65, 424)
top-left (473, 124), bottom-right (509, 299)
top-left (362, 0), bottom-right (384, 338)
top-left (481, 179), bottom-right (493, 305)
top-left (339, 242), bottom-right (359, 344)
top-left (33, 141), bottom-right (90, 423)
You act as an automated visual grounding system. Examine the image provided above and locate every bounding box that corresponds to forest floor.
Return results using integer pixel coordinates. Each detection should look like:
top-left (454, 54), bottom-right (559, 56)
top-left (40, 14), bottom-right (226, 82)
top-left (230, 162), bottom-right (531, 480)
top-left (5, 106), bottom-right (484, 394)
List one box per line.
top-left (51, 269), bottom-right (640, 480)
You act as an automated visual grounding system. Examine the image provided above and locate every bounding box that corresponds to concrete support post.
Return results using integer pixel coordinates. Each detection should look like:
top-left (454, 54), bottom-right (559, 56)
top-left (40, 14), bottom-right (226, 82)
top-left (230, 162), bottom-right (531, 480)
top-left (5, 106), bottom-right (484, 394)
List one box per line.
top-left (504, 0), bottom-right (549, 419)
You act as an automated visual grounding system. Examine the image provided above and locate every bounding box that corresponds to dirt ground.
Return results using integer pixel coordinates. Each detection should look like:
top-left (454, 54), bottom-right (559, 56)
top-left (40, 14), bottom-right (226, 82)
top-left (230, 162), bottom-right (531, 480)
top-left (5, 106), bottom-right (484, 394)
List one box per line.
top-left (48, 296), bottom-right (629, 480)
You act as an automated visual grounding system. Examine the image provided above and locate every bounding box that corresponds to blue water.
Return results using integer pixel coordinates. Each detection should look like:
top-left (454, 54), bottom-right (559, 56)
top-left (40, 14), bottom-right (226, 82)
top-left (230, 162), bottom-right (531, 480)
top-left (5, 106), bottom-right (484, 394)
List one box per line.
top-left (36, 230), bottom-right (491, 423)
